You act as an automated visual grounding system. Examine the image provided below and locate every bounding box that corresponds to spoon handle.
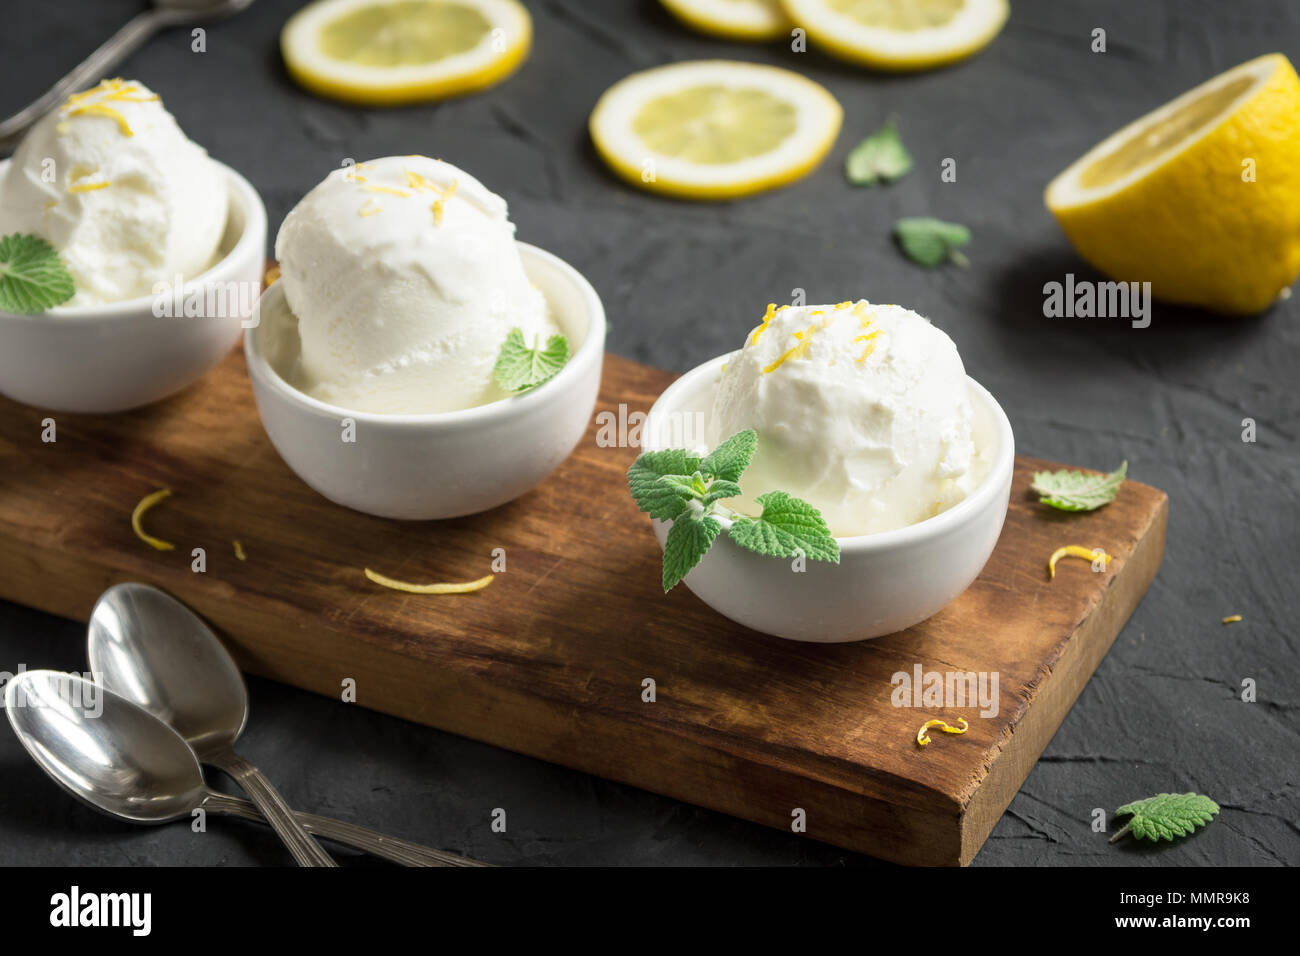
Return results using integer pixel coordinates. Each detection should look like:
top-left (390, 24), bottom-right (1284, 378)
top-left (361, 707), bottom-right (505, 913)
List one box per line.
top-left (202, 792), bottom-right (489, 866)
top-left (0, 10), bottom-right (163, 152)
top-left (206, 748), bottom-right (338, 867)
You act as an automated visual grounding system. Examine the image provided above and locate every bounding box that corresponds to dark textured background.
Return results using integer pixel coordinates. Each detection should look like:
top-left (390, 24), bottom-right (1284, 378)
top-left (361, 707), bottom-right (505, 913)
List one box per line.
top-left (0, 0), bottom-right (1296, 866)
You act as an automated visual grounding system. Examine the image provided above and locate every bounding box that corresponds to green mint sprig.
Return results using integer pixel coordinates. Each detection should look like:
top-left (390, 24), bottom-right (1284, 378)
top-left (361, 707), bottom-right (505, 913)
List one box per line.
top-left (845, 118), bottom-right (913, 186)
top-left (894, 217), bottom-right (971, 268)
top-left (1109, 792), bottom-right (1219, 844)
top-left (1032, 461), bottom-right (1127, 512)
top-left (627, 429), bottom-right (840, 592)
top-left (0, 234), bottom-right (75, 313)
top-left (493, 327), bottom-right (570, 392)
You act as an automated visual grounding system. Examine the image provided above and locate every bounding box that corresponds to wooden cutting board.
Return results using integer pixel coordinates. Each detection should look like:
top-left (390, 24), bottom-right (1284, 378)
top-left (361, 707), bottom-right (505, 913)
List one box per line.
top-left (0, 346), bottom-right (1167, 866)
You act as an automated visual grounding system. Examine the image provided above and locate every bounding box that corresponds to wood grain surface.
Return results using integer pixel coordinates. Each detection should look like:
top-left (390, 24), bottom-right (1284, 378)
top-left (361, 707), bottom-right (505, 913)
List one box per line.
top-left (0, 347), bottom-right (1167, 865)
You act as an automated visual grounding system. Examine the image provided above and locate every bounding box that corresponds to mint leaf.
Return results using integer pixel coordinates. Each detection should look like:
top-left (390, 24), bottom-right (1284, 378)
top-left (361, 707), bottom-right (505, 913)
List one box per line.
top-left (0, 234), bottom-right (75, 313)
top-left (699, 429), bottom-right (756, 483)
top-left (627, 448), bottom-right (702, 521)
top-left (727, 491), bottom-right (840, 563)
top-left (662, 513), bottom-right (720, 592)
top-left (845, 119), bottom-right (913, 186)
top-left (894, 217), bottom-right (971, 268)
top-left (1110, 792), bottom-right (1219, 844)
top-left (656, 472), bottom-right (708, 498)
top-left (700, 479), bottom-right (742, 506)
top-left (493, 328), bottom-right (570, 392)
top-left (1032, 461), bottom-right (1127, 512)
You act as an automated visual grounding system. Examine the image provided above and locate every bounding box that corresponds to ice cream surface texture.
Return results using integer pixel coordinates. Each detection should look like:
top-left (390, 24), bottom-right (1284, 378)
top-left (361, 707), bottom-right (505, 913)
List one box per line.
top-left (273, 155), bottom-right (558, 414)
top-left (0, 78), bottom-right (228, 307)
top-left (708, 300), bottom-right (983, 537)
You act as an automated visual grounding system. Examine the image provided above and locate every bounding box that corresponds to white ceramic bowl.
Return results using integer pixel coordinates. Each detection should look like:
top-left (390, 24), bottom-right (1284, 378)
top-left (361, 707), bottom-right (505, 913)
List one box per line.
top-left (643, 355), bottom-right (1015, 642)
top-left (0, 160), bottom-right (267, 413)
top-left (245, 242), bottom-right (606, 520)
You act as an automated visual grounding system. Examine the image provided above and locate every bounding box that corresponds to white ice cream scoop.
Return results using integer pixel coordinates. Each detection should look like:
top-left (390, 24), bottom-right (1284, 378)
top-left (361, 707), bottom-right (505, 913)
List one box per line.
top-left (0, 78), bottom-right (228, 306)
top-left (708, 300), bottom-right (983, 537)
top-left (274, 155), bottom-right (561, 415)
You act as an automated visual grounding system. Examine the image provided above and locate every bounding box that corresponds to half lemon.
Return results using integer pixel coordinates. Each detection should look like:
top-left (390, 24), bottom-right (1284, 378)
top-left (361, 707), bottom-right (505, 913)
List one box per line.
top-left (281, 0), bottom-right (531, 105)
top-left (659, 0), bottom-right (792, 42)
top-left (589, 60), bottom-right (842, 200)
top-left (779, 0), bottom-right (1008, 71)
top-left (1046, 53), bottom-right (1300, 315)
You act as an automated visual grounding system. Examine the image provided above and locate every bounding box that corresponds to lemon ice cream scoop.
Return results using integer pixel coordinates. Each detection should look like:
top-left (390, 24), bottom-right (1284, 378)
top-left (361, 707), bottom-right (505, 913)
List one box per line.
top-left (708, 300), bottom-right (983, 537)
top-left (0, 78), bottom-right (228, 307)
top-left (273, 155), bottom-right (558, 414)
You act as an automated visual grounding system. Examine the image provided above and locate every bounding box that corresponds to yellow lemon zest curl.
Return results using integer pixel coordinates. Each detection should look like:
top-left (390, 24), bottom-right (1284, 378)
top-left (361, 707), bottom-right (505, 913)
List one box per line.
top-left (233, 540), bottom-right (247, 562)
top-left (364, 568), bottom-right (495, 594)
top-left (1048, 545), bottom-right (1111, 580)
top-left (1222, 614), bottom-right (1242, 624)
top-left (131, 489), bottom-right (175, 551)
top-left (916, 716), bottom-right (969, 747)
top-left (763, 322), bottom-right (819, 374)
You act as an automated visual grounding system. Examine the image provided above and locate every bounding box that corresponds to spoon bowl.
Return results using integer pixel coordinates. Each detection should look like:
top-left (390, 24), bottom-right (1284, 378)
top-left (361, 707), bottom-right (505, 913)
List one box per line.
top-left (88, 582), bottom-right (247, 756)
top-left (4, 670), bottom-right (206, 824)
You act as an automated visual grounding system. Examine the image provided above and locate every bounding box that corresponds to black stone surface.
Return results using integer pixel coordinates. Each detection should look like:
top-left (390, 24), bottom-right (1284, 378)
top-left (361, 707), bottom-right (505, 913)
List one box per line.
top-left (0, 0), bottom-right (1296, 867)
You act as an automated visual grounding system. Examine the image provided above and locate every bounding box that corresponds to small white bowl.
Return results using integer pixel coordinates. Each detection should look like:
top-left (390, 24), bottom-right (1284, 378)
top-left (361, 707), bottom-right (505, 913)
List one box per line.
top-left (244, 242), bottom-right (606, 520)
top-left (643, 355), bottom-right (1015, 643)
top-left (0, 161), bottom-right (267, 413)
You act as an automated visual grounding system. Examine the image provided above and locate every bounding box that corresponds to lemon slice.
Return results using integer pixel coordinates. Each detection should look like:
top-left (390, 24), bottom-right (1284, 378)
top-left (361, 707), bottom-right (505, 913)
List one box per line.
top-left (779, 0), bottom-right (1008, 71)
top-left (281, 0), bottom-right (531, 105)
top-left (589, 60), bottom-right (842, 200)
top-left (1046, 53), bottom-right (1300, 315)
top-left (659, 0), bottom-right (792, 42)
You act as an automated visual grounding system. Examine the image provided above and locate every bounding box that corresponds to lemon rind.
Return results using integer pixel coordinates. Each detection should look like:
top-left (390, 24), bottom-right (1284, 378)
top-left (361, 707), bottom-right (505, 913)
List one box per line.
top-left (589, 59), bottom-right (842, 200)
top-left (779, 0), bottom-right (1008, 71)
top-left (1045, 53), bottom-right (1284, 212)
top-left (281, 0), bottom-right (532, 106)
top-left (659, 0), bottom-right (791, 42)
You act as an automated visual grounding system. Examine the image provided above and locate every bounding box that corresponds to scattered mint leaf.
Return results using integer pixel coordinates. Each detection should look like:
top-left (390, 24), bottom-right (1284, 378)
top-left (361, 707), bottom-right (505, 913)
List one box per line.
top-left (699, 429), bottom-right (756, 482)
top-left (662, 513), bottom-right (720, 592)
top-left (1032, 461), bottom-right (1127, 512)
top-left (0, 233), bottom-right (75, 313)
top-left (627, 448), bottom-right (702, 521)
top-left (894, 217), bottom-right (971, 268)
top-left (728, 491), bottom-right (840, 563)
top-left (493, 328), bottom-right (570, 392)
top-left (845, 119), bottom-right (913, 186)
top-left (1110, 792), bottom-right (1219, 844)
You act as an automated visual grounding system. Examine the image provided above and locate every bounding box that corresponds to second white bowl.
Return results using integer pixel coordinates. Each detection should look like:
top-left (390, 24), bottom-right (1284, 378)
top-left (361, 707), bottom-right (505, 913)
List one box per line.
top-left (643, 355), bottom-right (1015, 642)
top-left (0, 160), bottom-right (267, 413)
top-left (244, 242), bottom-right (606, 520)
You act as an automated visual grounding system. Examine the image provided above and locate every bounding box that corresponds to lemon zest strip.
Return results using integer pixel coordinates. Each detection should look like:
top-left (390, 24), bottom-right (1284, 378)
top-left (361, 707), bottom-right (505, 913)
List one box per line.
top-left (358, 198), bottom-right (383, 217)
top-left (431, 179), bottom-right (458, 225)
top-left (364, 568), bottom-right (495, 594)
top-left (1048, 545), bottom-right (1111, 580)
top-left (916, 716), bottom-right (968, 747)
top-left (62, 79), bottom-right (157, 137)
top-left (749, 303), bottom-right (778, 345)
top-left (131, 489), bottom-right (175, 552)
top-left (233, 540), bottom-right (247, 562)
top-left (1222, 614), bottom-right (1242, 624)
top-left (763, 322), bottom-right (818, 373)
top-left (69, 179), bottom-right (111, 193)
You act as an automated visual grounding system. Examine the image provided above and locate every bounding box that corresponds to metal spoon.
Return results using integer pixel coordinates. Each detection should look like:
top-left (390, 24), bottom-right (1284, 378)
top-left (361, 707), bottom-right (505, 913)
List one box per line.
top-left (87, 582), bottom-right (485, 867)
top-left (5, 670), bottom-right (473, 866)
top-left (87, 583), bottom-right (334, 866)
top-left (0, 0), bottom-right (256, 153)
